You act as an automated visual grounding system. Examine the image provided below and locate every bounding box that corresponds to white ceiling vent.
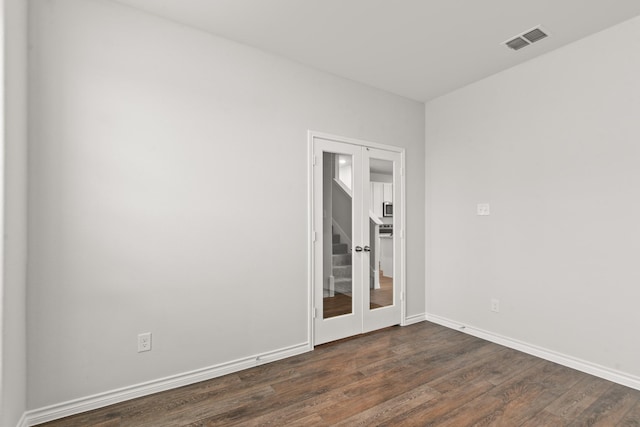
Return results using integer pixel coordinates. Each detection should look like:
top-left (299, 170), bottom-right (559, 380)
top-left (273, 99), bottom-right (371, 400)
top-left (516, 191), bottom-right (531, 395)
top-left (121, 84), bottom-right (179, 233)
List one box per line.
top-left (504, 26), bottom-right (549, 51)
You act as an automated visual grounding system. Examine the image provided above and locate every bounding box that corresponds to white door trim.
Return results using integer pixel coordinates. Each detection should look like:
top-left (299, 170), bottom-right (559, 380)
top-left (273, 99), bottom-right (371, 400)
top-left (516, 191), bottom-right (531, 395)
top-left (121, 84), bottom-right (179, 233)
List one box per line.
top-left (307, 130), bottom-right (407, 348)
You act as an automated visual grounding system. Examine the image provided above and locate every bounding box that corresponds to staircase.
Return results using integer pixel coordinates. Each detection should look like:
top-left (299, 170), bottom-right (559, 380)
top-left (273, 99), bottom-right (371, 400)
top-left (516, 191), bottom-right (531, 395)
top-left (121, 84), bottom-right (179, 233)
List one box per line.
top-left (330, 232), bottom-right (352, 296)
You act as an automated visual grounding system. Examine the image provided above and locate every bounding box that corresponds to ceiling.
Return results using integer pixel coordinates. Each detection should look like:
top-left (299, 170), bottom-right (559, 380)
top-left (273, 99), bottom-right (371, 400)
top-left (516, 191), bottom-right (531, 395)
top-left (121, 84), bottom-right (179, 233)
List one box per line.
top-left (112, 0), bottom-right (640, 102)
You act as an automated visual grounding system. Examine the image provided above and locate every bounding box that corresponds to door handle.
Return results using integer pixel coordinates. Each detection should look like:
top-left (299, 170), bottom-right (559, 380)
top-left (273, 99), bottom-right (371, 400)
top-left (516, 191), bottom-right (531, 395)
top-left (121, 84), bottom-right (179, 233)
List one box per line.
top-left (354, 246), bottom-right (363, 252)
top-left (363, 246), bottom-right (371, 252)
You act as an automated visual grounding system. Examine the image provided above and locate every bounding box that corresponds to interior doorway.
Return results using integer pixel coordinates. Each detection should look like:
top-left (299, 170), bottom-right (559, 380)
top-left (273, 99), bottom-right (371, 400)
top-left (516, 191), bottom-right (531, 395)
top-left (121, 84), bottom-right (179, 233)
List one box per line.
top-left (310, 132), bottom-right (405, 345)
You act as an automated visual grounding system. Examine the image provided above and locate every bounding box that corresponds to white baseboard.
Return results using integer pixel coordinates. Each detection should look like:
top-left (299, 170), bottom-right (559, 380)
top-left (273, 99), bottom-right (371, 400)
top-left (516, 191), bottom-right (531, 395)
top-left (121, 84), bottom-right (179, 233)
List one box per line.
top-left (24, 342), bottom-right (311, 426)
top-left (404, 312), bottom-right (426, 326)
top-left (426, 313), bottom-right (640, 392)
top-left (16, 413), bottom-right (28, 427)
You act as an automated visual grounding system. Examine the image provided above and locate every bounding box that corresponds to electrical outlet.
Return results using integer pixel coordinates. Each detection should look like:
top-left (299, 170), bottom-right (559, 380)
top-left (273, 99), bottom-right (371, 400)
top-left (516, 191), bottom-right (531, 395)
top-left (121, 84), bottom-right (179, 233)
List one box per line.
top-left (138, 332), bottom-right (152, 352)
top-left (491, 298), bottom-right (500, 313)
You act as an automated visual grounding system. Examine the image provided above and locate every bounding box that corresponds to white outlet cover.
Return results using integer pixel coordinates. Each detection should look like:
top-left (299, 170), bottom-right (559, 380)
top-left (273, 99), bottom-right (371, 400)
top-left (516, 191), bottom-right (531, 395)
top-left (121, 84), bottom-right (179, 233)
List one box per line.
top-left (138, 332), bottom-right (152, 352)
top-left (477, 203), bottom-right (490, 216)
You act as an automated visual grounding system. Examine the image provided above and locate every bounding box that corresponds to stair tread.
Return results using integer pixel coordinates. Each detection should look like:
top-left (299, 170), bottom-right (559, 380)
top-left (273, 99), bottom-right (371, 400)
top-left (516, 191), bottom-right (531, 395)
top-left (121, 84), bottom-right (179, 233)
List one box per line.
top-left (332, 264), bottom-right (351, 278)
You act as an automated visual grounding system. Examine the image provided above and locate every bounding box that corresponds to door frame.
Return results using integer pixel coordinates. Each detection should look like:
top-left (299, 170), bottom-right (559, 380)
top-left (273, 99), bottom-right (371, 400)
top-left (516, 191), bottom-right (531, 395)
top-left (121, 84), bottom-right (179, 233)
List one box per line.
top-left (307, 130), bottom-right (407, 347)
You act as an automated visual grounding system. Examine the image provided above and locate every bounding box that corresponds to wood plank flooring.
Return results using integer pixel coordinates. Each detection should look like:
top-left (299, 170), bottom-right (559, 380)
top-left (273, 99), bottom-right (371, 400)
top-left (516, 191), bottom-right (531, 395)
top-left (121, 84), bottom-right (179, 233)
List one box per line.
top-left (40, 322), bottom-right (640, 426)
top-left (370, 274), bottom-right (393, 309)
top-left (324, 274), bottom-right (394, 318)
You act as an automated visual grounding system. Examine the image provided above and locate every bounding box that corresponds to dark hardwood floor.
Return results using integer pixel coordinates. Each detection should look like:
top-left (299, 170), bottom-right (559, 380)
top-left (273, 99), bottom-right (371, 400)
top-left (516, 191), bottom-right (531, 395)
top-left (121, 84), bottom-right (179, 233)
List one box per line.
top-left (323, 291), bottom-right (353, 319)
top-left (41, 322), bottom-right (640, 426)
top-left (324, 273), bottom-right (394, 318)
top-left (370, 274), bottom-right (393, 309)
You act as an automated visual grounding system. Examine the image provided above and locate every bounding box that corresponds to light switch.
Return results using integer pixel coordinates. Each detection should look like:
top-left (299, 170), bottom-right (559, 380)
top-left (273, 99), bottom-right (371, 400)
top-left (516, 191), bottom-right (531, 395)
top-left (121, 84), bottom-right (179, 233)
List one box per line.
top-left (477, 203), bottom-right (490, 216)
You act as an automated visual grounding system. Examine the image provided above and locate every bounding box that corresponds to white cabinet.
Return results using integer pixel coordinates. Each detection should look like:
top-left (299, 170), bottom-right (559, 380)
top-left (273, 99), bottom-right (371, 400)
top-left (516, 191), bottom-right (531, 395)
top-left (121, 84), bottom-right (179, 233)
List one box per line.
top-left (383, 183), bottom-right (392, 204)
top-left (380, 236), bottom-right (393, 278)
top-left (370, 182), bottom-right (393, 218)
top-left (370, 182), bottom-right (382, 218)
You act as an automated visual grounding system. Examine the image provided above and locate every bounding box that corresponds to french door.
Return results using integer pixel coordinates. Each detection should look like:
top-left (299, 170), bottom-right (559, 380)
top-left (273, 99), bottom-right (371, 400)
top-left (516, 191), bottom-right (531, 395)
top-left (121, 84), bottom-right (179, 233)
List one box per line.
top-left (311, 134), bottom-right (404, 345)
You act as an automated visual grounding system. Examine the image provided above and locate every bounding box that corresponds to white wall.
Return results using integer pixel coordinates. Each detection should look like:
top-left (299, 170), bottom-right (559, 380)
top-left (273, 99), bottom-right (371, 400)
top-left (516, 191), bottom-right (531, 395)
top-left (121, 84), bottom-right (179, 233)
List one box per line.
top-left (426, 16), bottom-right (640, 379)
top-left (1, 0), bottom-right (28, 425)
top-left (28, 0), bottom-right (425, 410)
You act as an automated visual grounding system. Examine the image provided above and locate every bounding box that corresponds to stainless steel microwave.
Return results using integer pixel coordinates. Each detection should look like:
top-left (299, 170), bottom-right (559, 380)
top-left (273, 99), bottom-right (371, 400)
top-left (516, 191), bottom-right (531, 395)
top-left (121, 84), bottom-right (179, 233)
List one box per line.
top-left (383, 202), bottom-right (393, 217)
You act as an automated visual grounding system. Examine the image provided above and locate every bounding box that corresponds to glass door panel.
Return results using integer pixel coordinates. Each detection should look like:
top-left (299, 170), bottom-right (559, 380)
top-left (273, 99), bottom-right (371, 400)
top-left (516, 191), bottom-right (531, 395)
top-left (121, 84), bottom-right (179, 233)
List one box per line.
top-left (323, 152), bottom-right (353, 319)
top-left (368, 158), bottom-right (394, 310)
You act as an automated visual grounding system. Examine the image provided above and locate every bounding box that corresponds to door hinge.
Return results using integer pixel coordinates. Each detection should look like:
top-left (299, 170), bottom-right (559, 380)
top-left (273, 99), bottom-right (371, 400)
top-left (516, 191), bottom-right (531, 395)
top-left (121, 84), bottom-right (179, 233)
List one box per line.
top-left (312, 231), bottom-right (317, 242)
top-left (313, 308), bottom-right (318, 318)
top-left (312, 155), bottom-right (317, 166)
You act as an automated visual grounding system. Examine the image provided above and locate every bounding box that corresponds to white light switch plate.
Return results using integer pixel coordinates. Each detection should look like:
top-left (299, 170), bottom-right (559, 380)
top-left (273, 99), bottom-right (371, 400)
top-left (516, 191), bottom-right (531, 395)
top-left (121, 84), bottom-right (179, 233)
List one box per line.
top-left (477, 203), bottom-right (490, 216)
